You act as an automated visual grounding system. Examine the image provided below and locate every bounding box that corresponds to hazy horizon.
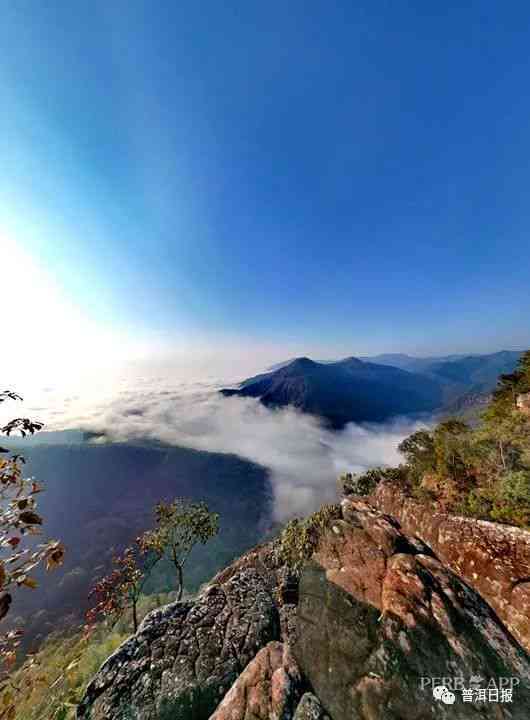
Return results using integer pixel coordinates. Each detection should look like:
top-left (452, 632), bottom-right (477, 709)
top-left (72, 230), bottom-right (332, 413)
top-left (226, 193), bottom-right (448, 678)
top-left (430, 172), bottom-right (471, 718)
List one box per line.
top-left (0, 343), bottom-right (519, 520)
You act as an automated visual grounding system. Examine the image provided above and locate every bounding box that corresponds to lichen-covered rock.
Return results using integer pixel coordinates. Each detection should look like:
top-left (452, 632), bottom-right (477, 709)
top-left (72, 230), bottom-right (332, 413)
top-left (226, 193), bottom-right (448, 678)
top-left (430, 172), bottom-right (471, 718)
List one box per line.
top-left (210, 641), bottom-right (302, 720)
top-left (516, 393), bottom-right (530, 415)
top-left (369, 482), bottom-right (530, 652)
top-left (295, 499), bottom-right (530, 719)
top-left (293, 692), bottom-right (330, 720)
top-left (77, 567), bottom-right (281, 720)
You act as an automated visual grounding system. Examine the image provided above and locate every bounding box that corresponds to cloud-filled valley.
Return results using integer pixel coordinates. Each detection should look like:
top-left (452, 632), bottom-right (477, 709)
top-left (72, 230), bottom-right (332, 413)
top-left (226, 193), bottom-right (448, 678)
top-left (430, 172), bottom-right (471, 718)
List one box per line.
top-left (15, 374), bottom-right (428, 519)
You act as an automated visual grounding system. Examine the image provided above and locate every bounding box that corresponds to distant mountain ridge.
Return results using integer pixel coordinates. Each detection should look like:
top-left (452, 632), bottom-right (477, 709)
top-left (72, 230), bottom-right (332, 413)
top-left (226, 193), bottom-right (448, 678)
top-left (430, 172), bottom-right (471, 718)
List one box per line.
top-left (362, 349), bottom-right (522, 378)
top-left (221, 350), bottom-right (523, 428)
top-left (221, 356), bottom-right (444, 428)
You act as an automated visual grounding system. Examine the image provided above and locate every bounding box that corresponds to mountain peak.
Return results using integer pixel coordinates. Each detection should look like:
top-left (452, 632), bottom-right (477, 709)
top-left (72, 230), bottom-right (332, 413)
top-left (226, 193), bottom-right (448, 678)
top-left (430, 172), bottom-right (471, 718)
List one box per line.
top-left (220, 354), bottom-right (444, 428)
top-left (286, 356), bottom-right (317, 370)
top-left (220, 350), bottom-right (522, 428)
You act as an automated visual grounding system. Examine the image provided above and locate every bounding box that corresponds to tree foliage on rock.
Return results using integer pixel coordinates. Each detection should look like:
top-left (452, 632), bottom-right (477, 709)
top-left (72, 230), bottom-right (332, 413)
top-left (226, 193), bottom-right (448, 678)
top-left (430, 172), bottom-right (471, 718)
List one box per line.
top-left (279, 504), bottom-right (341, 573)
top-left (390, 351), bottom-right (530, 526)
top-left (339, 467), bottom-right (407, 497)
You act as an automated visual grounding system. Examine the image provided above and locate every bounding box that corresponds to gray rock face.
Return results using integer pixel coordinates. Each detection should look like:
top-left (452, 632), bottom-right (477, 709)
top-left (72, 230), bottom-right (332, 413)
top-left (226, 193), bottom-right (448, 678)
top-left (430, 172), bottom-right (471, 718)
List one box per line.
top-left (77, 567), bottom-right (281, 720)
top-left (295, 499), bottom-right (530, 720)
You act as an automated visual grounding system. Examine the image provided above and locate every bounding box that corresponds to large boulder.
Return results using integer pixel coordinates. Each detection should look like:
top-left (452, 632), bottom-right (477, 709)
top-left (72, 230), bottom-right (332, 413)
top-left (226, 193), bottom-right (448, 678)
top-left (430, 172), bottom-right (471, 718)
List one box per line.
top-left (77, 566), bottom-right (281, 720)
top-left (295, 499), bottom-right (530, 719)
top-left (78, 496), bottom-right (530, 720)
top-left (370, 482), bottom-right (530, 651)
top-left (210, 641), bottom-right (302, 720)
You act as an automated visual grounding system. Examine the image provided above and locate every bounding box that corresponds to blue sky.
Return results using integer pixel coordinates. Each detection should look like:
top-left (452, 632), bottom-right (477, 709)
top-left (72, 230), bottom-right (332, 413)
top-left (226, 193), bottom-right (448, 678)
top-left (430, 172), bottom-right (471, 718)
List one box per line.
top-left (2, 1), bottom-right (530, 375)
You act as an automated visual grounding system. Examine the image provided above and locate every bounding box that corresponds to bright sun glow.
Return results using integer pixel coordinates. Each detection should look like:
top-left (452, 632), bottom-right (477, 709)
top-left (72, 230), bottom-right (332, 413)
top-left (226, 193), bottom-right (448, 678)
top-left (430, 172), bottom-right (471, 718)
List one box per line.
top-left (1, 233), bottom-right (137, 390)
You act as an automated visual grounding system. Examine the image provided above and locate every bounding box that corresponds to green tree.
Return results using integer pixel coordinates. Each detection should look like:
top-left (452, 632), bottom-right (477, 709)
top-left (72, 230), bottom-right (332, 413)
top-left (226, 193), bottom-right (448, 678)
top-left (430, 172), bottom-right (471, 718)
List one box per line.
top-left (338, 466), bottom-right (408, 496)
top-left (140, 499), bottom-right (219, 601)
top-left (392, 350), bottom-right (530, 526)
top-left (518, 350), bottom-right (530, 388)
top-left (432, 419), bottom-right (472, 482)
top-left (480, 353), bottom-right (530, 473)
top-left (397, 430), bottom-right (436, 482)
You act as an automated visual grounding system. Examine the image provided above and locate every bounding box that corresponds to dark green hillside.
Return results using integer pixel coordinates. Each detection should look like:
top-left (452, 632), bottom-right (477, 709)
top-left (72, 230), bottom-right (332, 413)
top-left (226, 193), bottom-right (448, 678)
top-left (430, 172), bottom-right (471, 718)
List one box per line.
top-left (5, 441), bottom-right (272, 648)
top-left (426, 350), bottom-right (522, 390)
top-left (224, 352), bottom-right (523, 427)
top-left (363, 350), bottom-right (522, 378)
top-left (365, 350), bottom-right (522, 402)
top-left (353, 350), bottom-right (530, 528)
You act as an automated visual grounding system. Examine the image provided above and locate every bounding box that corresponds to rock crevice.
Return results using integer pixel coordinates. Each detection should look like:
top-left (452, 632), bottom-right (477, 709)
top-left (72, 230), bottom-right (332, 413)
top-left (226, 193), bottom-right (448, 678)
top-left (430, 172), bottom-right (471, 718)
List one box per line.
top-left (369, 482), bottom-right (530, 651)
top-left (294, 497), bottom-right (530, 719)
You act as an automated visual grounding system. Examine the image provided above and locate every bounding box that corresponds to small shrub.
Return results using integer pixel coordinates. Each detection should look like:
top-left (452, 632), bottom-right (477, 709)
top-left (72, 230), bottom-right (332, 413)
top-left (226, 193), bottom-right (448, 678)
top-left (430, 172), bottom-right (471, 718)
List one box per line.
top-left (489, 470), bottom-right (530, 527)
top-left (411, 486), bottom-right (437, 503)
top-left (10, 592), bottom-right (176, 719)
top-left (278, 504), bottom-right (341, 571)
top-left (498, 470), bottom-right (530, 504)
top-left (338, 469), bottom-right (379, 496)
top-left (339, 466), bottom-right (409, 497)
top-left (456, 487), bottom-right (494, 520)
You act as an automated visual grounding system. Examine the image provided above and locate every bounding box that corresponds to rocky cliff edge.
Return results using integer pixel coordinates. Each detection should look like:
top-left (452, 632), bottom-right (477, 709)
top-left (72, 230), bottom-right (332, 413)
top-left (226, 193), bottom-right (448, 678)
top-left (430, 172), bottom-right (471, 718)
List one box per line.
top-left (78, 496), bottom-right (530, 720)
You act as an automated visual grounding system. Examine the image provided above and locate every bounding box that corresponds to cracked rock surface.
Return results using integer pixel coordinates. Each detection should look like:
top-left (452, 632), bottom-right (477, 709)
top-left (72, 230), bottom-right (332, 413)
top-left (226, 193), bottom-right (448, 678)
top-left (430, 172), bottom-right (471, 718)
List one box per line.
top-left (78, 496), bottom-right (530, 720)
top-left (77, 563), bottom-right (282, 720)
top-left (295, 498), bottom-right (530, 719)
top-left (210, 641), bottom-right (302, 720)
top-left (371, 482), bottom-right (530, 651)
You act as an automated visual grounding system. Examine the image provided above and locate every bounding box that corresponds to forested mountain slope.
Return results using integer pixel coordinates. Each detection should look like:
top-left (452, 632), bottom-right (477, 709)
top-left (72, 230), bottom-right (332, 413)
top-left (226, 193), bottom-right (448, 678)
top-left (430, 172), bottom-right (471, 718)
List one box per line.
top-left (222, 351), bottom-right (522, 427)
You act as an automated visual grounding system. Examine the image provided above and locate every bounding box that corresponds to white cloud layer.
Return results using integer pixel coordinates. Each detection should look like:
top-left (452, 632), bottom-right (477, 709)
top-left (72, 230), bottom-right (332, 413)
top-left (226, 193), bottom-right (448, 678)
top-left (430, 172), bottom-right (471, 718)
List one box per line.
top-left (6, 371), bottom-right (427, 520)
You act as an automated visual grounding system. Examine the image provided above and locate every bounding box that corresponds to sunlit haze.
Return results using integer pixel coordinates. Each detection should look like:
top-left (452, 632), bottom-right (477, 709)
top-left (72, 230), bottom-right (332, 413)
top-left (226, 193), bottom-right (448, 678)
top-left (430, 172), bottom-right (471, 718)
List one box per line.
top-left (1, 2), bottom-right (529, 399)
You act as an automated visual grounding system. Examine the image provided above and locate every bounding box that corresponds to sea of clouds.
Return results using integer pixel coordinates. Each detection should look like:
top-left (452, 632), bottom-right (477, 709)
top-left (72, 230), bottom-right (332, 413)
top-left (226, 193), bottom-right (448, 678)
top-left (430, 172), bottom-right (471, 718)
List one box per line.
top-left (3, 366), bottom-right (427, 520)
